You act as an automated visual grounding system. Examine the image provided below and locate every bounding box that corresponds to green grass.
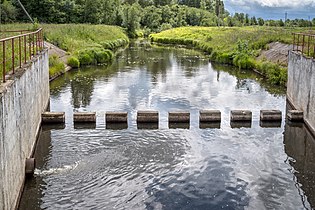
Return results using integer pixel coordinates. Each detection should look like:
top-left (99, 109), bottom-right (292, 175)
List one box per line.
top-left (1, 23), bottom-right (129, 80)
top-left (150, 26), bottom-right (305, 85)
top-left (43, 24), bottom-right (129, 54)
top-left (49, 54), bottom-right (65, 78)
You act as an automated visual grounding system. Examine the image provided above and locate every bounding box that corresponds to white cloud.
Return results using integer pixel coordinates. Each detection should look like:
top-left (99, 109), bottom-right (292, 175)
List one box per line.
top-left (229, 0), bottom-right (315, 8)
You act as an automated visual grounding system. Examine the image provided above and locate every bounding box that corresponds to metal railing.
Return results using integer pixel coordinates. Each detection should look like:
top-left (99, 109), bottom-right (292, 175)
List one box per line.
top-left (0, 28), bottom-right (44, 83)
top-left (293, 32), bottom-right (315, 58)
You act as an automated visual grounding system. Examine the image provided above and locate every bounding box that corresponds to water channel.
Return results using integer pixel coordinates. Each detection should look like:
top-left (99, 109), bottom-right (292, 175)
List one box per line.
top-left (19, 40), bottom-right (315, 209)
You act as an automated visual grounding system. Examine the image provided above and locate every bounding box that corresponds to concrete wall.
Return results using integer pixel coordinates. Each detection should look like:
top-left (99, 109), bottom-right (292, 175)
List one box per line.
top-left (287, 51), bottom-right (315, 134)
top-left (0, 50), bottom-right (50, 210)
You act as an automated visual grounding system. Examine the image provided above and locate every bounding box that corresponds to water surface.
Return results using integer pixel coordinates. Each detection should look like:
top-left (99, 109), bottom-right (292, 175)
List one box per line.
top-left (19, 40), bottom-right (315, 210)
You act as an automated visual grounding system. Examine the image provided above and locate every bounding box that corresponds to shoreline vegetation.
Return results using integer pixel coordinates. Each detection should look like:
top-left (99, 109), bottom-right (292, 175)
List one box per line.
top-left (1, 0), bottom-right (314, 85)
top-left (150, 26), bottom-right (302, 86)
top-left (0, 23), bottom-right (310, 86)
top-left (45, 24), bottom-right (129, 79)
top-left (0, 23), bottom-right (129, 80)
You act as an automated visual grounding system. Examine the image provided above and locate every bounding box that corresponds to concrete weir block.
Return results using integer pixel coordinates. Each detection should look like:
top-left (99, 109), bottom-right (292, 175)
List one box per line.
top-left (106, 112), bottom-right (128, 123)
top-left (73, 112), bottom-right (96, 123)
top-left (169, 111), bottom-right (190, 123)
top-left (260, 110), bottom-right (282, 121)
top-left (137, 111), bottom-right (159, 123)
top-left (199, 110), bottom-right (221, 122)
top-left (287, 110), bottom-right (304, 122)
top-left (42, 112), bottom-right (65, 123)
top-left (25, 158), bottom-right (35, 176)
top-left (230, 110), bottom-right (252, 121)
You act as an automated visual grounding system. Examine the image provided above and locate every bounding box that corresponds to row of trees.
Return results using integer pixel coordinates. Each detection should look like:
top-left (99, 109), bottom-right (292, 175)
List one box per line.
top-left (0, 0), bottom-right (314, 36)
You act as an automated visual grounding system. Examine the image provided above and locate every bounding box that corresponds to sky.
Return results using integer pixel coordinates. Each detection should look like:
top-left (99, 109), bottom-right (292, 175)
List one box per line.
top-left (224, 0), bottom-right (315, 20)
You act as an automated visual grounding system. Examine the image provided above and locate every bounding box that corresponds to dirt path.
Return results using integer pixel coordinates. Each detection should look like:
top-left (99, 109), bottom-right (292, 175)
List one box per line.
top-left (257, 42), bottom-right (293, 66)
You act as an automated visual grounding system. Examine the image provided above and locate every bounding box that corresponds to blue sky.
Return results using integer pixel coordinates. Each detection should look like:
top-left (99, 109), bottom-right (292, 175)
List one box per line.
top-left (224, 0), bottom-right (315, 20)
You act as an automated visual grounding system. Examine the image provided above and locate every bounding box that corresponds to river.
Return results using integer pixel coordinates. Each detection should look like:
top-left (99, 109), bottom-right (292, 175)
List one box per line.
top-left (19, 40), bottom-right (315, 210)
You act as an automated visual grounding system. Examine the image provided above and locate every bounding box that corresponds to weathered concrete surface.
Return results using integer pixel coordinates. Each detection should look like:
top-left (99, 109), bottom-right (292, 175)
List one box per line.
top-left (0, 50), bottom-right (49, 210)
top-left (42, 112), bottom-right (65, 123)
top-left (287, 51), bottom-right (315, 133)
top-left (137, 111), bottom-right (159, 123)
top-left (73, 112), bottom-right (96, 122)
top-left (258, 42), bottom-right (292, 66)
top-left (169, 111), bottom-right (190, 123)
top-left (230, 110), bottom-right (252, 122)
top-left (199, 110), bottom-right (221, 122)
top-left (106, 112), bottom-right (128, 123)
top-left (260, 110), bottom-right (282, 121)
top-left (287, 110), bottom-right (304, 122)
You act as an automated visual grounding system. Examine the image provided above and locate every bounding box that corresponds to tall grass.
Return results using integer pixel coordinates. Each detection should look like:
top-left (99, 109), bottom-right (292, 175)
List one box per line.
top-left (150, 26), bottom-right (303, 85)
top-left (44, 24), bottom-right (129, 69)
top-left (1, 23), bottom-right (129, 80)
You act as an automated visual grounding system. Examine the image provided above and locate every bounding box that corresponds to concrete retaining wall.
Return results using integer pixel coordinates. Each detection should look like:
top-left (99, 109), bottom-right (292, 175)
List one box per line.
top-left (0, 50), bottom-right (49, 210)
top-left (287, 51), bottom-right (315, 134)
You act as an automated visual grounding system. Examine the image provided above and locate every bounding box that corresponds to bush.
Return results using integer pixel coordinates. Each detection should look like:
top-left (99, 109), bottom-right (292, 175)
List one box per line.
top-left (255, 61), bottom-right (288, 85)
top-left (95, 50), bottom-right (113, 63)
top-left (78, 51), bottom-right (94, 65)
top-left (78, 48), bottom-right (114, 65)
top-left (67, 56), bottom-right (80, 68)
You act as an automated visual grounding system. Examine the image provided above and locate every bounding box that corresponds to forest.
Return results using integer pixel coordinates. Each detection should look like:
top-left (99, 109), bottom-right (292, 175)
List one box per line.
top-left (1, 0), bottom-right (314, 37)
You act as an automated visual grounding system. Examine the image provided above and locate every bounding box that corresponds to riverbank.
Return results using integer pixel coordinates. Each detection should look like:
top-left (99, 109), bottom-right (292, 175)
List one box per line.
top-left (44, 24), bottom-right (129, 79)
top-left (0, 24), bottom-right (129, 80)
top-left (150, 26), bottom-right (300, 86)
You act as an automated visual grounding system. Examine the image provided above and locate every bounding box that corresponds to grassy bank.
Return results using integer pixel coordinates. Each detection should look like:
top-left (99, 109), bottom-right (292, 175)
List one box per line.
top-left (1, 24), bottom-right (129, 79)
top-left (44, 24), bottom-right (129, 78)
top-left (150, 26), bottom-right (300, 85)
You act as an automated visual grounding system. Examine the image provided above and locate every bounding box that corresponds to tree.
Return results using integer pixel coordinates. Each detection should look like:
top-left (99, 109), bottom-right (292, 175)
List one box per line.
top-left (279, 19), bottom-right (284, 27)
top-left (250, 16), bottom-right (257, 25)
top-left (0, 0), bottom-right (17, 23)
top-left (258, 17), bottom-right (264, 26)
top-left (122, 3), bottom-right (142, 37)
top-left (141, 6), bottom-right (162, 31)
top-left (101, 0), bottom-right (122, 25)
top-left (245, 13), bottom-right (249, 25)
top-left (82, 0), bottom-right (101, 24)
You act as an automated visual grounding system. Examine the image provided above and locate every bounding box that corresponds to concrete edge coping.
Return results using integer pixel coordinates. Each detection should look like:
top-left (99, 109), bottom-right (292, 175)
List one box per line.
top-left (106, 112), bottom-right (128, 123)
top-left (42, 112), bottom-right (65, 123)
top-left (287, 110), bottom-right (304, 122)
top-left (260, 110), bottom-right (282, 121)
top-left (137, 110), bottom-right (159, 123)
top-left (230, 110), bottom-right (252, 122)
top-left (199, 110), bottom-right (221, 122)
top-left (168, 111), bottom-right (190, 123)
top-left (73, 112), bottom-right (96, 123)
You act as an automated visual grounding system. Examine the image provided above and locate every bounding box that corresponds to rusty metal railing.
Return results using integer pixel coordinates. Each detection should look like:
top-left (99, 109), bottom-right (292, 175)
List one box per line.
top-left (293, 32), bottom-right (315, 58)
top-left (0, 28), bottom-right (44, 83)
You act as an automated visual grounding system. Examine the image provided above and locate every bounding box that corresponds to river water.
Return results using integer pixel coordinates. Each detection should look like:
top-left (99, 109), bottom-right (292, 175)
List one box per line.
top-left (19, 40), bottom-right (315, 210)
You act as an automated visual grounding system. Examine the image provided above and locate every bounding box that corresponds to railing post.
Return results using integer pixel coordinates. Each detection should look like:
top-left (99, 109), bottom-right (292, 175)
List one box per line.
top-left (29, 34), bottom-right (31, 60)
top-left (35, 33), bottom-right (38, 54)
top-left (302, 35), bottom-right (305, 54)
top-left (32, 33), bottom-right (35, 57)
top-left (3, 41), bottom-right (6, 83)
top-left (19, 36), bottom-right (22, 68)
top-left (12, 38), bottom-right (15, 74)
top-left (24, 35), bottom-right (27, 64)
top-left (307, 35), bottom-right (310, 56)
top-left (293, 33), bottom-right (295, 51)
